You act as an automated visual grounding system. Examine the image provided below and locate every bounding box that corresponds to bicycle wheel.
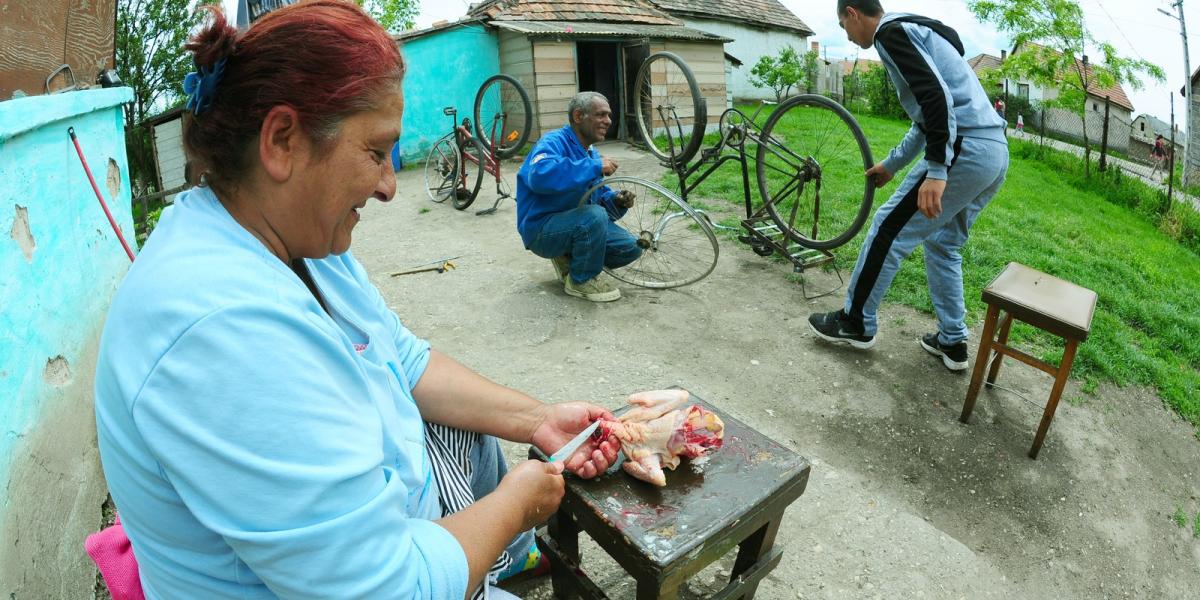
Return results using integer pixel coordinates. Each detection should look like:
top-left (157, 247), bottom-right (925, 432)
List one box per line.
top-left (754, 94), bottom-right (874, 250)
top-left (452, 133), bottom-right (485, 210)
top-left (633, 52), bottom-right (706, 165)
top-left (424, 137), bottom-right (459, 203)
top-left (474, 74), bottom-right (533, 159)
top-left (579, 176), bottom-right (718, 289)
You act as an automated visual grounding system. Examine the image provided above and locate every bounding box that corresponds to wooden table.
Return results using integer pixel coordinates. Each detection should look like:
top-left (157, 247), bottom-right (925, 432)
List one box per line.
top-left (533, 394), bottom-right (811, 599)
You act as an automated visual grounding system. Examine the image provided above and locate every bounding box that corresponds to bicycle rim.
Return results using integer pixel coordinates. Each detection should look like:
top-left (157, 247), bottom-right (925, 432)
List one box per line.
top-left (474, 74), bottom-right (533, 159)
top-left (634, 52), bottom-right (706, 165)
top-left (424, 138), bottom-right (459, 203)
top-left (755, 94), bottom-right (874, 250)
top-left (453, 135), bottom-right (485, 210)
top-left (580, 176), bottom-right (718, 289)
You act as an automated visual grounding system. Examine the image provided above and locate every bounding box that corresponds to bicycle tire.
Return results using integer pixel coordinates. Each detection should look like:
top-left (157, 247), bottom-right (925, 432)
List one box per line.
top-left (452, 133), bottom-right (485, 210)
top-left (754, 94), bottom-right (874, 250)
top-left (473, 74), bottom-right (533, 159)
top-left (578, 176), bottom-right (718, 289)
top-left (424, 136), bottom-right (460, 203)
top-left (633, 52), bottom-right (706, 166)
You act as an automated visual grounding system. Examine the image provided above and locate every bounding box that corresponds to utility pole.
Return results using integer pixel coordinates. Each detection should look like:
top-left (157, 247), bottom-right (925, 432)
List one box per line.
top-left (1160, 0), bottom-right (1191, 186)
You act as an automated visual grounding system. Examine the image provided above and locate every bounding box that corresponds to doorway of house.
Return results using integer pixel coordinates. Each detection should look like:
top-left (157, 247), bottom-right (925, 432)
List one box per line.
top-left (576, 41), bottom-right (622, 140)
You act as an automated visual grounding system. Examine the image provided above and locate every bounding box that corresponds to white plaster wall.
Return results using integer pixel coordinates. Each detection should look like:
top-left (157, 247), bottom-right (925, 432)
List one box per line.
top-left (677, 17), bottom-right (808, 102)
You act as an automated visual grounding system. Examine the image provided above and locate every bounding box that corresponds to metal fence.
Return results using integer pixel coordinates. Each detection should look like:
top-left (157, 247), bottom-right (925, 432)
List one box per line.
top-left (824, 68), bottom-right (1181, 184)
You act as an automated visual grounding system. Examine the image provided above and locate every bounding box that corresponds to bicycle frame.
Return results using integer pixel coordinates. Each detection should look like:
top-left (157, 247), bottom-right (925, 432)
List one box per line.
top-left (447, 109), bottom-right (513, 215)
top-left (657, 101), bottom-right (841, 298)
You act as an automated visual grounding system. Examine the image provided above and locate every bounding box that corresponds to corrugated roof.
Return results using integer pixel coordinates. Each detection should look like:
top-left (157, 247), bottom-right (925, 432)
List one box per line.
top-left (491, 19), bottom-right (731, 42)
top-left (649, 0), bottom-right (813, 36)
top-left (469, 0), bottom-right (678, 26)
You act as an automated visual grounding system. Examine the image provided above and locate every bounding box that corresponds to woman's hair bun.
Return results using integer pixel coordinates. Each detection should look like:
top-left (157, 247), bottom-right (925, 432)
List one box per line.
top-left (185, 5), bottom-right (238, 68)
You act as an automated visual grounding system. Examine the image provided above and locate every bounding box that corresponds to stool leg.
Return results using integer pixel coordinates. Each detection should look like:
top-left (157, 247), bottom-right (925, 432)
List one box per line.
top-left (728, 517), bottom-right (782, 600)
top-left (1029, 338), bottom-right (1079, 459)
top-left (547, 510), bottom-right (581, 599)
top-left (961, 304), bottom-right (1000, 423)
top-left (986, 312), bottom-right (1013, 387)
top-left (635, 574), bottom-right (681, 600)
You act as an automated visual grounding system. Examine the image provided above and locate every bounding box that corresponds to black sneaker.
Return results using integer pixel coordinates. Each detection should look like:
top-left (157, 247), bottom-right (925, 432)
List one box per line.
top-left (920, 333), bottom-right (969, 371)
top-left (807, 310), bottom-right (876, 349)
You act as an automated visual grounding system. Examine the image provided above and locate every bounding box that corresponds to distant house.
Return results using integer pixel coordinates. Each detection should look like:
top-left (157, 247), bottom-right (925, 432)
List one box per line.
top-left (1003, 43), bottom-right (1135, 152)
top-left (394, 0), bottom-right (730, 161)
top-left (649, 0), bottom-right (814, 101)
top-left (1130, 113), bottom-right (1183, 165)
top-left (967, 52), bottom-right (1005, 95)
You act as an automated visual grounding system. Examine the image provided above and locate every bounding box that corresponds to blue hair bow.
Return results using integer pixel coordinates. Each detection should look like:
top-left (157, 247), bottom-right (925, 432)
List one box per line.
top-left (183, 58), bottom-right (227, 115)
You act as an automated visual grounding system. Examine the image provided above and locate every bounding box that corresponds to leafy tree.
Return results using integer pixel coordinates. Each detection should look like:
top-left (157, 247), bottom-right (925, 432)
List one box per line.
top-left (749, 46), bottom-right (803, 101)
top-left (862, 64), bottom-right (905, 119)
top-left (801, 50), bottom-right (820, 94)
top-left (116, 0), bottom-right (214, 195)
top-left (356, 0), bottom-right (419, 33)
top-left (969, 0), bottom-right (1164, 176)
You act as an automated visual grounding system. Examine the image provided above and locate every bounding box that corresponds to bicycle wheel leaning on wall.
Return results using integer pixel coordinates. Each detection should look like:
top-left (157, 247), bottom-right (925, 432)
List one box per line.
top-left (633, 51), bottom-right (706, 166)
top-left (578, 176), bottom-right (718, 289)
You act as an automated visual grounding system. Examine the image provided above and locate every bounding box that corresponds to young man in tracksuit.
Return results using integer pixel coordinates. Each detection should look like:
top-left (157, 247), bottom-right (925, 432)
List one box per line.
top-left (808, 0), bottom-right (1009, 371)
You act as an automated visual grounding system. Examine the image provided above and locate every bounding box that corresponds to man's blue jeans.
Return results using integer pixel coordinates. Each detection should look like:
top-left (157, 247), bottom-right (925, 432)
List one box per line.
top-left (526, 204), bottom-right (642, 283)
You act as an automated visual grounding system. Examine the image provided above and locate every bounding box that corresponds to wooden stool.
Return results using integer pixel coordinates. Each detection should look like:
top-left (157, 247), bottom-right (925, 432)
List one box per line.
top-left (960, 262), bottom-right (1097, 459)
top-left (532, 393), bottom-right (810, 599)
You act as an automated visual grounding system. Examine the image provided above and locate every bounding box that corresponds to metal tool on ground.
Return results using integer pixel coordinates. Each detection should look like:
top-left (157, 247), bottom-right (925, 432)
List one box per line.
top-left (388, 256), bottom-right (460, 277)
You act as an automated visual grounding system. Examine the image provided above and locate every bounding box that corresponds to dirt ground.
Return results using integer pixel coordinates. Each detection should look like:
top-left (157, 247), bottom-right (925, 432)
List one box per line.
top-left (353, 142), bottom-right (1200, 599)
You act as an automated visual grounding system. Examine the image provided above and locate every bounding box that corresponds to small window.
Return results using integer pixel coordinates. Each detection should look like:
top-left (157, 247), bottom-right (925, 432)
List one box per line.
top-left (1141, 122), bottom-right (1145, 131)
top-left (1093, 102), bottom-right (1098, 111)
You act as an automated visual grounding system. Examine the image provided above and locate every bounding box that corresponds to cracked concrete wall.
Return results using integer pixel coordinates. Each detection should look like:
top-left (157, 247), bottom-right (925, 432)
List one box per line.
top-left (0, 87), bottom-right (135, 599)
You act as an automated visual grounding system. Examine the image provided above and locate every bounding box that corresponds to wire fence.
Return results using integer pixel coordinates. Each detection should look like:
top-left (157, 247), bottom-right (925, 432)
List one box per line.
top-left (821, 69), bottom-right (1184, 187)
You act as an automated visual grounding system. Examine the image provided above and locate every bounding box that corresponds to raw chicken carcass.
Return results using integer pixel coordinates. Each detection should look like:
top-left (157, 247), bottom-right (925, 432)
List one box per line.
top-left (595, 390), bottom-right (724, 486)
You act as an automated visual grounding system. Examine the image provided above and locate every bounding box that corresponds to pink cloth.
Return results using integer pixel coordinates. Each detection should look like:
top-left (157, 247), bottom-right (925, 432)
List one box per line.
top-left (85, 514), bottom-right (145, 600)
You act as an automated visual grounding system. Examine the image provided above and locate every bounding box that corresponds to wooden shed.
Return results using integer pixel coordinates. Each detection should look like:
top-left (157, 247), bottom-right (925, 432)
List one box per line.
top-left (468, 0), bottom-right (730, 142)
top-left (0, 0), bottom-right (116, 100)
top-left (140, 107), bottom-right (190, 205)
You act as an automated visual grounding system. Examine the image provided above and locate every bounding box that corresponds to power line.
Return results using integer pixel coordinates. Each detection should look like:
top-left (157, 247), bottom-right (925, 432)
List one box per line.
top-left (1090, 0), bottom-right (1147, 61)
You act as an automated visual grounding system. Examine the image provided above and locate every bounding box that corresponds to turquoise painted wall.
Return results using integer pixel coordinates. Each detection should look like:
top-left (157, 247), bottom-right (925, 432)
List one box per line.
top-left (398, 24), bottom-right (499, 163)
top-left (0, 87), bottom-right (135, 508)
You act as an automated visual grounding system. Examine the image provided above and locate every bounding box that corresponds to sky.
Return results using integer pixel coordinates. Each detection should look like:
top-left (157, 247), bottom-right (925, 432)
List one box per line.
top-left (405, 0), bottom-right (1200, 124)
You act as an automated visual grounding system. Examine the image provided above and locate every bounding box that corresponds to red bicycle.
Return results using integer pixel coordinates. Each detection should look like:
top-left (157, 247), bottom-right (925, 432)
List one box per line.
top-left (424, 74), bottom-right (533, 215)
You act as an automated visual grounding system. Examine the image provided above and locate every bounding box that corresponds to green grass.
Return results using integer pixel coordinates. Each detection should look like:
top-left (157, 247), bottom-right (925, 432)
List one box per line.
top-left (1174, 505), bottom-right (1190, 528)
top-left (675, 106), bottom-right (1200, 434)
top-left (1195, 511), bottom-right (1200, 538)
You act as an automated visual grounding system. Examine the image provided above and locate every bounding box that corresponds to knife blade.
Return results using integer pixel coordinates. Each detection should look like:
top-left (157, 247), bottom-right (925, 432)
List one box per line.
top-left (547, 421), bottom-right (600, 463)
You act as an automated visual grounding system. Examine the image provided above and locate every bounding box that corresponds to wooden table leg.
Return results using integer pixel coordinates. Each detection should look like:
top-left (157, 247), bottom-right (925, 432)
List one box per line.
top-left (547, 510), bottom-right (581, 599)
top-left (635, 574), bottom-right (680, 600)
top-left (985, 312), bottom-right (1013, 387)
top-left (727, 517), bottom-right (782, 600)
top-left (961, 304), bottom-right (1000, 423)
top-left (1029, 338), bottom-right (1079, 459)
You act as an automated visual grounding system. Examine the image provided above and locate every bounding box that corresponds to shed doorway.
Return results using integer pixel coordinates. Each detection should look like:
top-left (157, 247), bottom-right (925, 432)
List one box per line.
top-left (576, 41), bottom-right (621, 140)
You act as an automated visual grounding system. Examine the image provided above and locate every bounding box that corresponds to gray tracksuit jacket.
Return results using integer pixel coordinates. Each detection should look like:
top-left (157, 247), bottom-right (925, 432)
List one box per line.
top-left (874, 13), bottom-right (1007, 180)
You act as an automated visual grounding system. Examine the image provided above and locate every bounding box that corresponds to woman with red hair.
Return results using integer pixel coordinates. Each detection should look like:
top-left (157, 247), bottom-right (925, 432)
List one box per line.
top-left (93, 2), bottom-right (617, 598)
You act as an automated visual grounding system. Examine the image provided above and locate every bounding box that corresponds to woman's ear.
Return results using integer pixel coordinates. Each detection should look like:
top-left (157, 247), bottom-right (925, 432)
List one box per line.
top-left (258, 105), bottom-right (305, 183)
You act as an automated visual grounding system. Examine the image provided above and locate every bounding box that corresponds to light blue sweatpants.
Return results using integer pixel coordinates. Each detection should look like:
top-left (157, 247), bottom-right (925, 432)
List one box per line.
top-left (842, 135), bottom-right (1009, 344)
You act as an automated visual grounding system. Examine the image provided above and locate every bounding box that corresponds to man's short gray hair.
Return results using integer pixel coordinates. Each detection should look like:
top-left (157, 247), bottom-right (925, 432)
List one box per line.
top-left (568, 91), bottom-right (608, 124)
